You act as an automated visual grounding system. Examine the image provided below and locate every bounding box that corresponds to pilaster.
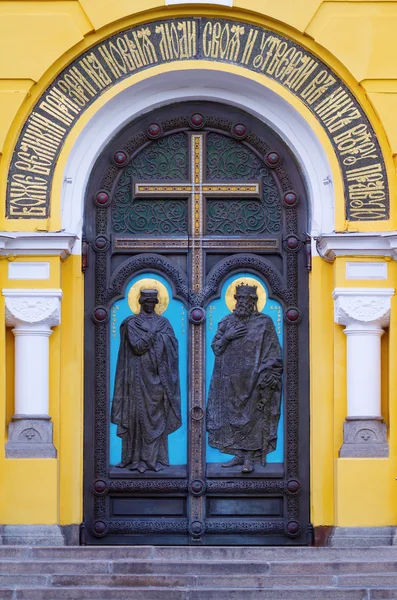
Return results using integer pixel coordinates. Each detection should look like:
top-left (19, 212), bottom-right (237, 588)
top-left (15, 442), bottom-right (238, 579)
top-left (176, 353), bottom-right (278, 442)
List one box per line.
top-left (2, 289), bottom-right (62, 458)
top-left (333, 287), bottom-right (394, 458)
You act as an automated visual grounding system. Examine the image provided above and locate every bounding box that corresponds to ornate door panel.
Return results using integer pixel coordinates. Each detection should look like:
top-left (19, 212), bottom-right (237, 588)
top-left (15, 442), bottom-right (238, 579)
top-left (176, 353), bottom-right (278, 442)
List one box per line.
top-left (83, 102), bottom-right (309, 545)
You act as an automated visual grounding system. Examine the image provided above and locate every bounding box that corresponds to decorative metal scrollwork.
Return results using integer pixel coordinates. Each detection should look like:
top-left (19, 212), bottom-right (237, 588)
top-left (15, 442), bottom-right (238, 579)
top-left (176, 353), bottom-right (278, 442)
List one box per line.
top-left (112, 134), bottom-right (189, 235)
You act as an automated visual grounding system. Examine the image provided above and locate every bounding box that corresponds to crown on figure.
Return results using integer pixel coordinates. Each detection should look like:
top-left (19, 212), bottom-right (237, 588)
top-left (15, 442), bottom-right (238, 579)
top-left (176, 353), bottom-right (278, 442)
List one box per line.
top-left (139, 289), bottom-right (159, 303)
top-left (234, 283), bottom-right (258, 299)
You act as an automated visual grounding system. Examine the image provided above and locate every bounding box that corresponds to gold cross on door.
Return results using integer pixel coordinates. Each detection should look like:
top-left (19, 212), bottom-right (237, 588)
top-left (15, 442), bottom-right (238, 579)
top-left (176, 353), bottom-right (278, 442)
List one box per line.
top-left (133, 133), bottom-right (261, 292)
top-left (133, 132), bottom-right (262, 538)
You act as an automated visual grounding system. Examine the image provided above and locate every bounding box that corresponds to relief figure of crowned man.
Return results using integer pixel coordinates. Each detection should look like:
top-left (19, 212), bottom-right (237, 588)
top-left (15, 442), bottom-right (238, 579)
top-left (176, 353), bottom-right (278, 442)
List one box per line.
top-left (111, 288), bottom-right (182, 473)
top-left (207, 283), bottom-right (283, 473)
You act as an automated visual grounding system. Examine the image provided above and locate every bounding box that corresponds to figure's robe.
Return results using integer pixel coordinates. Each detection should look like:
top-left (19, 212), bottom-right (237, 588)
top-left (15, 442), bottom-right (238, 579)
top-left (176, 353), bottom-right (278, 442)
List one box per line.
top-left (207, 312), bottom-right (282, 464)
top-left (111, 313), bottom-right (181, 471)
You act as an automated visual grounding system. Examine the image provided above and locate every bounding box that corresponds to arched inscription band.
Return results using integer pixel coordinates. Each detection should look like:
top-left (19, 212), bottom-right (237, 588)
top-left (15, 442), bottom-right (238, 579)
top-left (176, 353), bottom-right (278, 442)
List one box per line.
top-left (7, 17), bottom-right (388, 221)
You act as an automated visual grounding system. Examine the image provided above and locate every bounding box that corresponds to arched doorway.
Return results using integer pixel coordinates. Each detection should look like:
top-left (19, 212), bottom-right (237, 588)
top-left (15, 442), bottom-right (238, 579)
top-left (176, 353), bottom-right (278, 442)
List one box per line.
top-left (83, 101), bottom-right (309, 545)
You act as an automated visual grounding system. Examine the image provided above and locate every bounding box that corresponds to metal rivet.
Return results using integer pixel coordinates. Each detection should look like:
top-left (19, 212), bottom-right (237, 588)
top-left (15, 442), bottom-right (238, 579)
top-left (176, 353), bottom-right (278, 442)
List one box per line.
top-left (113, 151), bottom-right (127, 166)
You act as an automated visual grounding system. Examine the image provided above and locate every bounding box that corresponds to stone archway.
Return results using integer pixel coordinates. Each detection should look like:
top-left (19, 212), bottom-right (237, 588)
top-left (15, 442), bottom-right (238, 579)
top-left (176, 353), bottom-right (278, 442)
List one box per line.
top-left (60, 68), bottom-right (335, 256)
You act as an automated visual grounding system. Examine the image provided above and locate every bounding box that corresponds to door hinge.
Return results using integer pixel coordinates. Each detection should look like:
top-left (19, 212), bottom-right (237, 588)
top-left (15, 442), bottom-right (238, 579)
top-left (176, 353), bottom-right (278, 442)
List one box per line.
top-left (304, 234), bottom-right (312, 272)
top-left (82, 236), bottom-right (88, 273)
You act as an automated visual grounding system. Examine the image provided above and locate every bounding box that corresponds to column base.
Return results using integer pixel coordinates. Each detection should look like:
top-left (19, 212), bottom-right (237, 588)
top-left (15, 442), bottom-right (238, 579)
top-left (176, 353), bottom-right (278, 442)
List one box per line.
top-left (0, 525), bottom-right (65, 546)
top-left (5, 415), bottom-right (56, 458)
top-left (339, 417), bottom-right (389, 458)
top-left (328, 526), bottom-right (394, 547)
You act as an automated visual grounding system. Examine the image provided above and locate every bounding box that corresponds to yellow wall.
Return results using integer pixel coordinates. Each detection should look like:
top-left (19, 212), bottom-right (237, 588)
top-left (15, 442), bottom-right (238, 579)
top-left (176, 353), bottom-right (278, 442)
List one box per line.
top-left (0, 2), bottom-right (396, 232)
top-left (330, 258), bottom-right (397, 526)
top-left (0, 255), bottom-right (83, 524)
top-left (1, 0), bottom-right (397, 531)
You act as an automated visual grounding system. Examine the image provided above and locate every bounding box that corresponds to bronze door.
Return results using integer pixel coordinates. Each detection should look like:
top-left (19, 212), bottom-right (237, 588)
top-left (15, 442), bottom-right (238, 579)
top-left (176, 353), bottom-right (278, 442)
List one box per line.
top-left (83, 102), bottom-right (310, 545)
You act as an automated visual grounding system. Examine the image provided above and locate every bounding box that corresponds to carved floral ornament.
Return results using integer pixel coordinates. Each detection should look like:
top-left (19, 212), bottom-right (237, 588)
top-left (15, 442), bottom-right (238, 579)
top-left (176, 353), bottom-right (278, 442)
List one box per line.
top-left (2, 290), bottom-right (62, 328)
top-left (333, 288), bottom-right (395, 328)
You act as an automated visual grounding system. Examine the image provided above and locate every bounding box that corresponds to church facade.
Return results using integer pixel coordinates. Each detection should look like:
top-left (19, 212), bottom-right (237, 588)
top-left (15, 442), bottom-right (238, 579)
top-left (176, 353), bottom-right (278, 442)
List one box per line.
top-left (0, 0), bottom-right (396, 546)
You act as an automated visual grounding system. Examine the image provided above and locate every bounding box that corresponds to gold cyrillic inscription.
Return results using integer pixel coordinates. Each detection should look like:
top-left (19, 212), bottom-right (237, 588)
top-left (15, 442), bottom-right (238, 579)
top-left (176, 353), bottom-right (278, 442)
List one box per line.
top-left (334, 124), bottom-right (378, 166)
top-left (9, 174), bottom-right (48, 216)
top-left (156, 21), bottom-right (197, 60)
top-left (6, 18), bottom-right (389, 220)
top-left (39, 88), bottom-right (81, 126)
top-left (79, 53), bottom-right (112, 90)
top-left (203, 21), bottom-right (245, 61)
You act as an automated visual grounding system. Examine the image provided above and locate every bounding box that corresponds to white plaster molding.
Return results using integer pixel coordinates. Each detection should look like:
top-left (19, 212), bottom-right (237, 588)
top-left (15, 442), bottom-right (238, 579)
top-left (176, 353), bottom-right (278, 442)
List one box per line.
top-left (0, 234), bottom-right (14, 248)
top-left (333, 287), bottom-right (393, 423)
top-left (61, 69), bottom-right (335, 255)
top-left (8, 262), bottom-right (50, 281)
top-left (318, 232), bottom-right (397, 260)
top-left (2, 289), bottom-right (62, 328)
top-left (333, 288), bottom-right (394, 328)
top-left (3, 289), bottom-right (62, 427)
top-left (346, 262), bottom-right (388, 281)
top-left (0, 232), bottom-right (76, 259)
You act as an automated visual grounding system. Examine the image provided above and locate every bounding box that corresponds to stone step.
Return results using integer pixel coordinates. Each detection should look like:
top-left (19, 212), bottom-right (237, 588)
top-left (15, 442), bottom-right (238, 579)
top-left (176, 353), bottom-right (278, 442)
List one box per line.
top-left (112, 558), bottom-right (397, 575)
top-left (2, 546), bottom-right (397, 600)
top-left (24, 546), bottom-right (154, 560)
top-left (16, 545), bottom-right (397, 562)
top-left (0, 560), bottom-right (111, 574)
top-left (340, 574), bottom-right (397, 586)
top-left (49, 573), bottom-right (337, 587)
top-left (1, 558), bottom-right (397, 577)
top-left (329, 528), bottom-right (394, 548)
top-left (2, 558), bottom-right (397, 577)
top-left (152, 546), bottom-right (397, 562)
top-left (270, 560), bottom-right (397, 574)
top-left (0, 574), bottom-right (48, 586)
top-left (7, 587), bottom-right (374, 600)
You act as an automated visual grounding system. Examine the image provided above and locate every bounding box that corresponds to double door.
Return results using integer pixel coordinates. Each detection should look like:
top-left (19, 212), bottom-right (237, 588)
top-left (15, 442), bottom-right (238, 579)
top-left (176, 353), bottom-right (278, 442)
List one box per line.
top-left (83, 101), bottom-right (310, 545)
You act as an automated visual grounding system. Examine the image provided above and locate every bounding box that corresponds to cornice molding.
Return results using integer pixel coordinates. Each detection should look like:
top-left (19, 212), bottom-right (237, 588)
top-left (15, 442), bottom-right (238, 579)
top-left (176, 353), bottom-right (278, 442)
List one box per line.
top-left (333, 287), bottom-right (395, 328)
top-left (2, 289), bottom-right (62, 328)
top-left (0, 232), bottom-right (76, 259)
top-left (317, 232), bottom-right (397, 260)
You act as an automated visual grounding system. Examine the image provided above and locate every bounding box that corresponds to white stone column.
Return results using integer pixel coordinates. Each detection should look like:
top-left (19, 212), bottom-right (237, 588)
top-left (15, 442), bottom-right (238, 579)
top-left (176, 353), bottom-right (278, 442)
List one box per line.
top-left (333, 287), bottom-right (394, 457)
top-left (2, 289), bottom-right (62, 458)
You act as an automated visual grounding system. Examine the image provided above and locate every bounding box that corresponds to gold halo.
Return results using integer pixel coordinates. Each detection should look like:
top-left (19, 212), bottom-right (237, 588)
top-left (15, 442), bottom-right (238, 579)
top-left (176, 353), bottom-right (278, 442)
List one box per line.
top-left (225, 277), bottom-right (267, 313)
top-left (128, 278), bottom-right (169, 315)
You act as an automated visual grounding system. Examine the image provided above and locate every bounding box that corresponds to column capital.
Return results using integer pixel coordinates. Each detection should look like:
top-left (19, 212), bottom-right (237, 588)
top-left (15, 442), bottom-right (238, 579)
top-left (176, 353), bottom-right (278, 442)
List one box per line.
top-left (2, 289), bottom-right (62, 329)
top-left (333, 287), bottom-right (394, 328)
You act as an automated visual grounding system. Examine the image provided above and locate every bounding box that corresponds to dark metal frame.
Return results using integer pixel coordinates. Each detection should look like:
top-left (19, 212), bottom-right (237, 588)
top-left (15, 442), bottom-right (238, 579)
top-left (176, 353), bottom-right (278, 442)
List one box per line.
top-left (83, 101), bottom-right (310, 545)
